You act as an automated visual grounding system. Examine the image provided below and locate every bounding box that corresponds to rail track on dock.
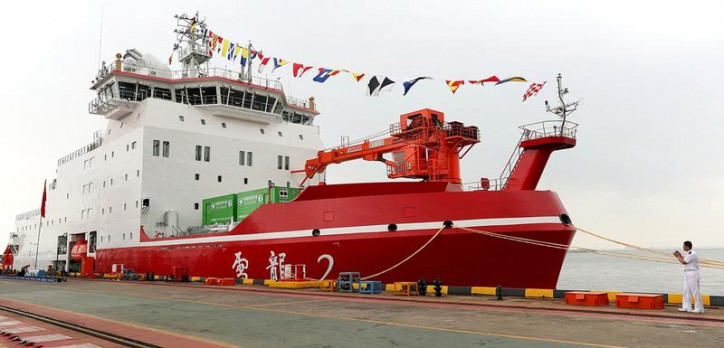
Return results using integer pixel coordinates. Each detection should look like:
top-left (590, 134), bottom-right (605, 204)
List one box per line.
top-left (0, 304), bottom-right (162, 348)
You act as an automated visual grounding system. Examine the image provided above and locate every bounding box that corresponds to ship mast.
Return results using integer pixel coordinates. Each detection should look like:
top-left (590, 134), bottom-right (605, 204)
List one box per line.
top-left (173, 12), bottom-right (211, 78)
top-left (545, 73), bottom-right (579, 135)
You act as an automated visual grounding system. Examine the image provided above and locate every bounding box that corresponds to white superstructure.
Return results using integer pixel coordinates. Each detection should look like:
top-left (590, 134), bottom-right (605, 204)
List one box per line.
top-left (11, 16), bottom-right (324, 271)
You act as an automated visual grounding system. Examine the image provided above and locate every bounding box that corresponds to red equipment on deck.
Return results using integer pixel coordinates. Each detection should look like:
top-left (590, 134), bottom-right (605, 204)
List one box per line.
top-left (71, 240), bottom-right (88, 261)
top-left (1, 245), bottom-right (14, 270)
top-left (300, 109), bottom-right (480, 186)
top-left (615, 293), bottom-right (665, 310)
top-left (80, 256), bottom-right (95, 277)
top-left (565, 291), bottom-right (610, 306)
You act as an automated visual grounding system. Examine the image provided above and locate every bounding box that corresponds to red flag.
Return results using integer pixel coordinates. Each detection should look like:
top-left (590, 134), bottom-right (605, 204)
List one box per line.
top-left (469, 76), bottom-right (500, 85)
top-left (292, 63), bottom-right (313, 78)
top-left (40, 180), bottom-right (47, 218)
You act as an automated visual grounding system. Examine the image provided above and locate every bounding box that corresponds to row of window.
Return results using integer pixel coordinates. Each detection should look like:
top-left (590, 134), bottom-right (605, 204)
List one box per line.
top-left (99, 232), bottom-right (133, 244)
top-left (81, 200), bottom-right (141, 220)
top-left (17, 217), bottom-right (68, 232)
top-left (177, 114), bottom-right (306, 140)
top-left (81, 139), bottom-right (136, 171)
top-left (76, 170), bottom-right (141, 197)
top-left (114, 82), bottom-right (293, 119)
top-left (193, 174), bottom-right (251, 185)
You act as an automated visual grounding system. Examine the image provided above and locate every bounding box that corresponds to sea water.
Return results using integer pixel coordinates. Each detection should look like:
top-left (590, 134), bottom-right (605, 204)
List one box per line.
top-left (557, 248), bottom-right (724, 294)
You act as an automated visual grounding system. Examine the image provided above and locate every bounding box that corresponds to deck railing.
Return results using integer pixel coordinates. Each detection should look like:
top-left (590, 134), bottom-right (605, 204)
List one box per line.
top-left (99, 61), bottom-right (284, 91)
top-left (520, 120), bottom-right (578, 141)
top-left (57, 137), bottom-right (103, 166)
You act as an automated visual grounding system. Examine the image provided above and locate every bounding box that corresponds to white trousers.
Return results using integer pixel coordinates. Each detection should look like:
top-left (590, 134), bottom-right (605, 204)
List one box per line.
top-left (682, 271), bottom-right (703, 311)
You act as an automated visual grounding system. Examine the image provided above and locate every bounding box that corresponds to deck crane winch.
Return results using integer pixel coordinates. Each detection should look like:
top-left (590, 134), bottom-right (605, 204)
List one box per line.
top-left (299, 109), bottom-right (480, 186)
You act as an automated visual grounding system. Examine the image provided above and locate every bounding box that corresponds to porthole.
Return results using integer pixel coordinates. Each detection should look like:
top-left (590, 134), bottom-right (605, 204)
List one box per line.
top-left (312, 229), bottom-right (321, 237)
top-left (443, 220), bottom-right (454, 229)
top-left (388, 224), bottom-right (398, 232)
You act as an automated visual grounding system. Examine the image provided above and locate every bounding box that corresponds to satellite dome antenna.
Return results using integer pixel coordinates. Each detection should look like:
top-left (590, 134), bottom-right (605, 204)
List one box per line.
top-left (173, 11), bottom-right (211, 78)
top-left (545, 73), bottom-right (580, 135)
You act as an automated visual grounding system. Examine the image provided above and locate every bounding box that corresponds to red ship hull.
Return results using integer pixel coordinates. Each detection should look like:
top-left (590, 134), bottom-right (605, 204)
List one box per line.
top-left (95, 182), bottom-right (575, 288)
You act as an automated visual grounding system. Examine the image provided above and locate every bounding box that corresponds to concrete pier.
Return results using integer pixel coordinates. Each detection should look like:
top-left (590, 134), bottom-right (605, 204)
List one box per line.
top-left (1, 279), bottom-right (722, 347)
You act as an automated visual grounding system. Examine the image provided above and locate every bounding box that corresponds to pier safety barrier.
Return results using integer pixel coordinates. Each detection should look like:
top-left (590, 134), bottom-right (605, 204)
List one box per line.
top-left (62, 272), bottom-right (724, 307)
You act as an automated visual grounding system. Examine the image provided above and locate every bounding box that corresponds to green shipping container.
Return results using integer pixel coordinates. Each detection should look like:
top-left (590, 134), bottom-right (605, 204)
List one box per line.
top-left (202, 194), bottom-right (238, 225)
top-left (236, 186), bottom-right (300, 222)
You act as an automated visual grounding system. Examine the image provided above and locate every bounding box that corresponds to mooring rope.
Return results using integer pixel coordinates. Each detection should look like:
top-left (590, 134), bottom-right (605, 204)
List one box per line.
top-left (458, 226), bottom-right (724, 270)
top-left (360, 224), bottom-right (724, 282)
top-left (574, 225), bottom-right (724, 268)
top-left (362, 226), bottom-right (446, 280)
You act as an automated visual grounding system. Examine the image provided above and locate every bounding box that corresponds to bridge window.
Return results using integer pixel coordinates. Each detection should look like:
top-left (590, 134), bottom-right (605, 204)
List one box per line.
top-left (266, 97), bottom-right (276, 113)
top-left (285, 156), bottom-right (290, 170)
top-left (153, 87), bottom-right (172, 100)
top-left (175, 89), bottom-right (187, 104)
top-left (195, 145), bottom-right (202, 161)
top-left (162, 141), bottom-right (170, 157)
top-left (137, 84), bottom-right (150, 101)
top-left (277, 155), bottom-right (283, 169)
top-left (243, 92), bottom-right (253, 109)
top-left (118, 82), bottom-right (136, 100)
top-left (187, 87), bottom-right (202, 105)
top-left (220, 87), bottom-right (230, 104)
top-left (153, 140), bottom-right (160, 156)
top-left (201, 86), bottom-right (217, 104)
top-left (247, 152), bottom-right (253, 166)
top-left (230, 89), bottom-right (244, 107)
top-left (252, 94), bottom-right (267, 111)
top-left (239, 151), bottom-right (245, 165)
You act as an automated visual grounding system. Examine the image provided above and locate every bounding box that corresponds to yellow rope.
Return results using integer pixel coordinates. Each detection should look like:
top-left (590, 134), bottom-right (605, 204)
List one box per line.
top-left (574, 225), bottom-right (724, 267)
top-left (459, 226), bottom-right (724, 270)
top-left (362, 226), bottom-right (446, 280)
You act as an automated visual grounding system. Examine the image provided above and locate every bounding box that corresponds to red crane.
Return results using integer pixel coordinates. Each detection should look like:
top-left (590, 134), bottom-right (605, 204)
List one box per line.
top-left (299, 109), bottom-right (480, 186)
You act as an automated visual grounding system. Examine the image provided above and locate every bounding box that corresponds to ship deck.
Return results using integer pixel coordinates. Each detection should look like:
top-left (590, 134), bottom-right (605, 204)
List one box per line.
top-left (1, 279), bottom-right (722, 347)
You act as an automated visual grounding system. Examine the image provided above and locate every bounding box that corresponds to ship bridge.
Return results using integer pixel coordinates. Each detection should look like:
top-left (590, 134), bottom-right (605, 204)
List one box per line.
top-left (88, 50), bottom-right (318, 125)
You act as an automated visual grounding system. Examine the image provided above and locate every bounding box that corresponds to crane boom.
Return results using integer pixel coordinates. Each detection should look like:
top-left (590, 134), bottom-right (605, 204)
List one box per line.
top-left (300, 109), bottom-right (480, 186)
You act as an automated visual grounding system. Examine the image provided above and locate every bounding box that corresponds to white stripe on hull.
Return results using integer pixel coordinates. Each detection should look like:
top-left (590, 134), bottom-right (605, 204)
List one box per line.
top-left (135, 216), bottom-right (564, 248)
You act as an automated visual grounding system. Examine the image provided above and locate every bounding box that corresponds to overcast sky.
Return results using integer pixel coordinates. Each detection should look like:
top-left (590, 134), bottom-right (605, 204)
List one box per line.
top-left (1, 0), bottom-right (722, 251)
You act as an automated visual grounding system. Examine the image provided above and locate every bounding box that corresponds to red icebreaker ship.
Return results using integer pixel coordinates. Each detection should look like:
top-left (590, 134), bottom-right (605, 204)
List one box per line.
top-left (98, 107), bottom-right (578, 289)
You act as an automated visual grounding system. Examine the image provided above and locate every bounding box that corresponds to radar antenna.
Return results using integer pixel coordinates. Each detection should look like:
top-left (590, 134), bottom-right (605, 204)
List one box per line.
top-left (173, 12), bottom-right (211, 78)
top-left (545, 73), bottom-right (580, 135)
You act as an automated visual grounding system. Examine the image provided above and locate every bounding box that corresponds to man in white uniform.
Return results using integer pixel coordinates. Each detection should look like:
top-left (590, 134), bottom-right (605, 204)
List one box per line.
top-left (673, 241), bottom-right (704, 313)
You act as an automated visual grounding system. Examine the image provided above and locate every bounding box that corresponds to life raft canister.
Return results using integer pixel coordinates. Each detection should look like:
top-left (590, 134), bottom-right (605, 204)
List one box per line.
top-left (70, 240), bottom-right (88, 261)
